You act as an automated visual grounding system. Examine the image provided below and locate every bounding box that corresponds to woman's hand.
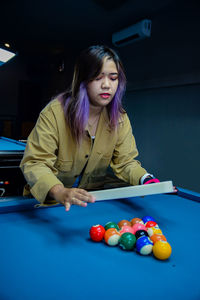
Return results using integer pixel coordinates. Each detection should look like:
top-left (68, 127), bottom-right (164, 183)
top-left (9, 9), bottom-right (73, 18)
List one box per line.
top-left (49, 184), bottom-right (95, 211)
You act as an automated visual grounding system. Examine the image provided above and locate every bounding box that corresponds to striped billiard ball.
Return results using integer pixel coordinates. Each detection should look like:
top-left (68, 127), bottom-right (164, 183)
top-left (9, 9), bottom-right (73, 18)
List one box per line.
top-left (136, 236), bottom-right (153, 255)
top-left (145, 220), bottom-right (158, 228)
top-left (119, 232), bottom-right (136, 250)
top-left (150, 234), bottom-right (167, 244)
top-left (148, 227), bottom-right (162, 237)
top-left (104, 228), bottom-right (121, 246)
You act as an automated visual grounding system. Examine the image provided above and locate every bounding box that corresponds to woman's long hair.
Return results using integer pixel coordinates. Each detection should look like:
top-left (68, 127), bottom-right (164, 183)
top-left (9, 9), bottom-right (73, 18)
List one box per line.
top-left (59, 45), bottom-right (126, 143)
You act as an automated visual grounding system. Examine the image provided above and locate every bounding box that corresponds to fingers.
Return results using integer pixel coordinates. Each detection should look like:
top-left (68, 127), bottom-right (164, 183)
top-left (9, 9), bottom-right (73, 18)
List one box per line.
top-left (65, 202), bottom-right (71, 212)
top-left (70, 196), bottom-right (87, 207)
top-left (62, 188), bottom-right (96, 212)
top-left (75, 188), bottom-right (96, 203)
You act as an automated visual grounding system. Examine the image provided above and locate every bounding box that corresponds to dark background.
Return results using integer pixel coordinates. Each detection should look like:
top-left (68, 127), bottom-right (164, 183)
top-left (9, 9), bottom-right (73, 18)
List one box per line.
top-left (0, 0), bottom-right (199, 192)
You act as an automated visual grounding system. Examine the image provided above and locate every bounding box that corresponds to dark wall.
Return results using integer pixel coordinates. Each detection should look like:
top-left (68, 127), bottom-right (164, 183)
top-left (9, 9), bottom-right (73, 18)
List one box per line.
top-left (124, 85), bottom-right (200, 193)
top-left (0, 57), bottom-right (26, 116)
top-left (0, 53), bottom-right (75, 139)
top-left (112, 0), bottom-right (200, 193)
top-left (0, 56), bottom-right (27, 138)
top-left (119, 0), bottom-right (200, 87)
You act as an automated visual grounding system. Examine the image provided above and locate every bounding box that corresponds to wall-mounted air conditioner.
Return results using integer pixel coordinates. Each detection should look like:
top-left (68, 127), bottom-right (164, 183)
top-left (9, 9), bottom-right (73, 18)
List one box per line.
top-left (112, 19), bottom-right (152, 47)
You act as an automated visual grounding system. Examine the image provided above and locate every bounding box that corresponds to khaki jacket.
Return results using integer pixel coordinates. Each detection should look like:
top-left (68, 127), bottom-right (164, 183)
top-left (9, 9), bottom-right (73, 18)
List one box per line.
top-left (20, 99), bottom-right (147, 203)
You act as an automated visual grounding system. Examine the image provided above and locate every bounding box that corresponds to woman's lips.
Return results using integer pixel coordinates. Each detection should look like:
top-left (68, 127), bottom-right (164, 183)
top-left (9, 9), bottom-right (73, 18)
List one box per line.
top-left (99, 93), bottom-right (111, 99)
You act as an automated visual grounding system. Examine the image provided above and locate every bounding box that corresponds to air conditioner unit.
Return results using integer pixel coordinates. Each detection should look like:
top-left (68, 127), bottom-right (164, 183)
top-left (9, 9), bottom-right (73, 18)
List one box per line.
top-left (112, 19), bottom-right (152, 47)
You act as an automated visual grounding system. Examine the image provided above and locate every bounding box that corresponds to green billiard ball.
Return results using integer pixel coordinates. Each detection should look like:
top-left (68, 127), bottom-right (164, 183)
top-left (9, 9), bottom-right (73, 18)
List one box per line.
top-left (105, 222), bottom-right (119, 231)
top-left (119, 232), bottom-right (136, 250)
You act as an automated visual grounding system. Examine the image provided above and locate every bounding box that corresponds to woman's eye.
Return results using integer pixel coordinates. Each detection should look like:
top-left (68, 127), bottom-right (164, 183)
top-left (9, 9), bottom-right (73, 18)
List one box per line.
top-left (95, 77), bottom-right (102, 81)
top-left (110, 77), bottom-right (118, 81)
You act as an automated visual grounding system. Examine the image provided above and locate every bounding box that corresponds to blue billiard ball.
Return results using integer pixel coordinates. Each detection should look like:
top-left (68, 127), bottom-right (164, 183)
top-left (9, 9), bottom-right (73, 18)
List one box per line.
top-left (136, 236), bottom-right (153, 255)
top-left (142, 216), bottom-right (156, 224)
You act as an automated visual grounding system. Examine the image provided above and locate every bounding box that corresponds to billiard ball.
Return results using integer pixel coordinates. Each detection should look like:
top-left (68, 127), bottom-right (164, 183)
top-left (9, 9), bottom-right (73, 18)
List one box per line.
top-left (104, 228), bottom-right (121, 246)
top-left (147, 227), bottom-right (162, 237)
top-left (118, 219), bottom-right (132, 228)
top-left (150, 234), bottom-right (167, 244)
top-left (145, 220), bottom-right (158, 228)
top-left (104, 221), bottom-right (119, 231)
top-left (119, 225), bottom-right (135, 235)
top-left (153, 241), bottom-right (172, 260)
top-left (132, 223), bottom-right (147, 234)
top-left (130, 218), bottom-right (144, 226)
top-left (89, 225), bottom-right (105, 242)
top-left (119, 232), bottom-right (136, 250)
top-left (136, 236), bottom-right (153, 255)
top-left (135, 230), bottom-right (149, 240)
top-left (142, 216), bottom-right (156, 224)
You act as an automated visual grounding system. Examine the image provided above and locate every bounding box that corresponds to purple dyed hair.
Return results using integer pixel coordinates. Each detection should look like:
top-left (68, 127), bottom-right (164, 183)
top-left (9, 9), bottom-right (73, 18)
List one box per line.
top-left (59, 45), bottom-right (126, 143)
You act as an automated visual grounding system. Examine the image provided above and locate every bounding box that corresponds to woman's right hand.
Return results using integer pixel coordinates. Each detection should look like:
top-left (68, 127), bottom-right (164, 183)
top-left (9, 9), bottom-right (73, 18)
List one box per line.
top-left (49, 184), bottom-right (96, 211)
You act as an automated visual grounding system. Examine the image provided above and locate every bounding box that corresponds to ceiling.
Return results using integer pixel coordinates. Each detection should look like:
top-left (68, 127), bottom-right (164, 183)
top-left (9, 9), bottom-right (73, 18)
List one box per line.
top-left (1, 0), bottom-right (176, 57)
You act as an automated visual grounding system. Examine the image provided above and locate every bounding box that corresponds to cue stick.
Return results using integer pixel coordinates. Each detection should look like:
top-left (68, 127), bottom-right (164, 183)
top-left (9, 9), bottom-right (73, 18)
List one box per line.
top-left (89, 181), bottom-right (174, 201)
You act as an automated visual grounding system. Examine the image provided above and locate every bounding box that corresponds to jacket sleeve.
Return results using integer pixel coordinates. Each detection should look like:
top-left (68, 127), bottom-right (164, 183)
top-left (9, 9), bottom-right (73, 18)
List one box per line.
top-left (20, 109), bottom-right (64, 203)
top-left (110, 113), bottom-right (147, 186)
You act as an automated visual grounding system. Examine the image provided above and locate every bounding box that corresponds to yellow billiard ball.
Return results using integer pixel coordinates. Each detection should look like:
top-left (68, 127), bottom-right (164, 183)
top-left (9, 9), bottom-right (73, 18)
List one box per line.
top-left (147, 227), bottom-right (162, 237)
top-left (153, 241), bottom-right (172, 260)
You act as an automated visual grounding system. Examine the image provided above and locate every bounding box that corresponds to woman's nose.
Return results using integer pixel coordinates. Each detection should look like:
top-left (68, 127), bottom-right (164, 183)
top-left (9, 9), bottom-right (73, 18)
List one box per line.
top-left (101, 77), bottom-right (110, 89)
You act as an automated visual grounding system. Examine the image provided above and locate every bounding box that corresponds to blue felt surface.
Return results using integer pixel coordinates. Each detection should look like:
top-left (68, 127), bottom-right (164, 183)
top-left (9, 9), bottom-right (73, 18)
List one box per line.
top-left (0, 192), bottom-right (200, 300)
top-left (0, 136), bottom-right (26, 152)
top-left (177, 186), bottom-right (200, 202)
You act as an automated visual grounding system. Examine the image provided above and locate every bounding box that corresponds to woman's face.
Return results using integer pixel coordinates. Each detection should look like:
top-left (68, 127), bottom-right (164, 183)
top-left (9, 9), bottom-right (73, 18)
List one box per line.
top-left (87, 57), bottom-right (119, 108)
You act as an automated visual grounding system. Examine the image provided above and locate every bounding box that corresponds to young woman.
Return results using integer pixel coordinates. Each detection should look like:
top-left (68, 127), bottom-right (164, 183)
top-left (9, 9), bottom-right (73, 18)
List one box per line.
top-left (20, 45), bottom-right (159, 211)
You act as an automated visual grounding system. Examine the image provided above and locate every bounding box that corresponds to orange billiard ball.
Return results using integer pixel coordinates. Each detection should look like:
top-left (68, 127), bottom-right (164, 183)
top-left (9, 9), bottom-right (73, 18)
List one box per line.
top-left (104, 228), bottom-right (121, 246)
top-left (150, 234), bottom-right (167, 244)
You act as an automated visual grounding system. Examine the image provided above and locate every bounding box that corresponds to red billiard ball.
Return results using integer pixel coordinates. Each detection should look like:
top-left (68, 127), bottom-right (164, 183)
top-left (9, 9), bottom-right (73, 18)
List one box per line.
top-left (145, 220), bottom-right (158, 228)
top-left (89, 225), bottom-right (105, 242)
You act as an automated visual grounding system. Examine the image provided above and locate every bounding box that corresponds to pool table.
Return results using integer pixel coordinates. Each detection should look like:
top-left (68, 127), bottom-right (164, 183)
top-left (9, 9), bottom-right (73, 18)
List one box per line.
top-left (0, 136), bottom-right (26, 155)
top-left (0, 136), bottom-right (26, 196)
top-left (0, 187), bottom-right (199, 300)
